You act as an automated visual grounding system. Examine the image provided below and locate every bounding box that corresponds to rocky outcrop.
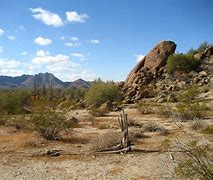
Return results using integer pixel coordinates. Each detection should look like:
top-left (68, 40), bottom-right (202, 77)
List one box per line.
top-left (125, 41), bottom-right (176, 87)
top-left (123, 41), bottom-right (176, 103)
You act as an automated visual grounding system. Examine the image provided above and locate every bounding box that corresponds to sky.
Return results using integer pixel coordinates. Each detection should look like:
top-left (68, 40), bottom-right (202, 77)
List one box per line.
top-left (0, 0), bottom-right (212, 82)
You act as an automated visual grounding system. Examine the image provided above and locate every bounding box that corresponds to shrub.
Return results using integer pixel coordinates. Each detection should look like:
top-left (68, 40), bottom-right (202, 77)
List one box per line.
top-left (157, 105), bottom-right (173, 118)
top-left (31, 110), bottom-right (76, 140)
top-left (89, 107), bottom-right (108, 117)
top-left (191, 119), bottom-right (204, 131)
top-left (0, 89), bottom-right (31, 115)
top-left (197, 42), bottom-right (210, 53)
top-left (92, 132), bottom-right (121, 151)
top-left (128, 118), bottom-right (143, 128)
top-left (85, 79), bottom-right (122, 107)
top-left (144, 122), bottom-right (159, 132)
top-left (166, 53), bottom-right (201, 74)
top-left (177, 85), bottom-right (199, 103)
top-left (175, 140), bottom-right (213, 179)
top-left (65, 87), bottom-right (87, 101)
top-left (137, 102), bottom-right (154, 114)
top-left (176, 102), bottom-right (207, 120)
top-left (202, 124), bottom-right (213, 134)
top-left (129, 128), bottom-right (148, 142)
top-left (159, 138), bottom-right (171, 152)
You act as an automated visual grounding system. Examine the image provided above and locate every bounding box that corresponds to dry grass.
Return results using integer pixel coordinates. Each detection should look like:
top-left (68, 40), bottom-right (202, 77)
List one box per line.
top-left (91, 132), bottom-right (121, 151)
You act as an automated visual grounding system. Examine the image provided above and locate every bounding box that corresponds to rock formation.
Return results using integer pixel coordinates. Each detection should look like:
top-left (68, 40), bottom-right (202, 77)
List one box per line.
top-left (123, 41), bottom-right (176, 103)
top-left (122, 41), bottom-right (212, 104)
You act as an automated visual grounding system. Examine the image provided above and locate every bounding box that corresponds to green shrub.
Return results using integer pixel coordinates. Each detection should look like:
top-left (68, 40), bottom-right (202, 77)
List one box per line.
top-left (175, 140), bottom-right (213, 179)
top-left (166, 53), bottom-right (200, 74)
top-left (176, 102), bottom-right (207, 120)
top-left (31, 110), bottom-right (76, 140)
top-left (0, 89), bottom-right (31, 115)
top-left (177, 85), bottom-right (199, 103)
top-left (85, 79), bottom-right (122, 107)
top-left (197, 41), bottom-right (210, 53)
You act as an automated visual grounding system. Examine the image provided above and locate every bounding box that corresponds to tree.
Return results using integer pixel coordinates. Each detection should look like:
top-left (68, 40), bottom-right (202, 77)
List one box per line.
top-left (85, 79), bottom-right (122, 107)
top-left (166, 53), bottom-right (200, 74)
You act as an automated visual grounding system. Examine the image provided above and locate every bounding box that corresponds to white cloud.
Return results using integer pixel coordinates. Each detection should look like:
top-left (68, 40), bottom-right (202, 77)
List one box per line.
top-left (65, 42), bottom-right (81, 47)
top-left (135, 54), bottom-right (145, 63)
top-left (34, 36), bottom-right (52, 46)
top-left (70, 36), bottom-right (79, 41)
top-left (20, 51), bottom-right (28, 55)
top-left (8, 35), bottom-right (16, 41)
top-left (0, 59), bottom-right (20, 69)
top-left (0, 58), bottom-right (24, 76)
top-left (71, 52), bottom-right (86, 61)
top-left (71, 53), bottom-right (84, 58)
top-left (60, 36), bottom-right (65, 40)
top-left (18, 25), bottom-right (25, 31)
top-left (32, 54), bottom-right (74, 64)
top-left (0, 29), bottom-right (4, 36)
top-left (90, 39), bottom-right (100, 44)
top-left (29, 52), bottom-right (96, 81)
top-left (30, 7), bottom-right (64, 27)
top-left (0, 46), bottom-right (3, 53)
top-left (66, 11), bottom-right (89, 23)
top-left (36, 50), bottom-right (50, 57)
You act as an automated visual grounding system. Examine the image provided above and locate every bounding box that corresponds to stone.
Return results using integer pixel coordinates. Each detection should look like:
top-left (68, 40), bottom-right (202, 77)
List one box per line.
top-left (125, 41), bottom-right (176, 87)
top-left (143, 41), bottom-right (177, 73)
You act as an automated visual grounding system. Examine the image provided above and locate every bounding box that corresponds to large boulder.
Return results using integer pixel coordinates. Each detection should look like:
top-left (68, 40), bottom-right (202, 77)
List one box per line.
top-left (123, 40), bottom-right (176, 103)
top-left (125, 41), bottom-right (176, 87)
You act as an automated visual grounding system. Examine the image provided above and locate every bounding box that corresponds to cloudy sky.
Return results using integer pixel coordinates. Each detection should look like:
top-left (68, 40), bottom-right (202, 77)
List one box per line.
top-left (0, 0), bottom-right (212, 81)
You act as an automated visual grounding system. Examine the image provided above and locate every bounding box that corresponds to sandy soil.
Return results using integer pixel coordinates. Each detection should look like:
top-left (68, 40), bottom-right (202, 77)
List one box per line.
top-left (0, 105), bottom-right (212, 180)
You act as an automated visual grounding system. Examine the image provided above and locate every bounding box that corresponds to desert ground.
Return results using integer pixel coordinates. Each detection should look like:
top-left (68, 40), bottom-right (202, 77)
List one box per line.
top-left (0, 98), bottom-right (212, 180)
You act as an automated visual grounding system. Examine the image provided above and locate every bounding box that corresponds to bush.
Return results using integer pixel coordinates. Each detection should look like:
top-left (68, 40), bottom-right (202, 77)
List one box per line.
top-left (197, 42), bottom-right (210, 53)
top-left (157, 105), bottom-right (173, 118)
top-left (144, 122), bottom-right (159, 132)
top-left (166, 53), bottom-right (201, 74)
top-left (92, 132), bottom-right (121, 151)
top-left (31, 110), bottom-right (76, 140)
top-left (89, 107), bottom-right (108, 117)
top-left (0, 89), bottom-right (31, 115)
top-left (202, 124), bottom-right (213, 134)
top-left (175, 140), bottom-right (213, 179)
top-left (129, 128), bottom-right (148, 142)
top-left (85, 79), bottom-right (122, 107)
top-left (177, 85), bottom-right (199, 103)
top-left (144, 122), bottom-right (169, 135)
top-left (128, 118), bottom-right (143, 128)
top-left (137, 102), bottom-right (154, 114)
top-left (176, 102), bottom-right (207, 120)
top-left (191, 119), bottom-right (205, 131)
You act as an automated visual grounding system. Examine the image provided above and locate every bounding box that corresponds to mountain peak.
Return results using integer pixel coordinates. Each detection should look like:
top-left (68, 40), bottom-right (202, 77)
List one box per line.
top-left (0, 73), bottom-right (90, 89)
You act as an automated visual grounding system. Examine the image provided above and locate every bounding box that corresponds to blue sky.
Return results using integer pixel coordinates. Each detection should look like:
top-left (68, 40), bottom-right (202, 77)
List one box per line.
top-left (0, 0), bottom-right (212, 81)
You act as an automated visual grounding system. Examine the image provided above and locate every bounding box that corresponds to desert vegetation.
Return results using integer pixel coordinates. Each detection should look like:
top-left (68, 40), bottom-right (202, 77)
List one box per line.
top-left (0, 41), bottom-right (212, 179)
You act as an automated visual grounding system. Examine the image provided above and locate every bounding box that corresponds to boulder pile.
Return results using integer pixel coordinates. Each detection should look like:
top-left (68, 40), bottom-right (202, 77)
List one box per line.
top-left (122, 41), bottom-right (212, 104)
top-left (122, 41), bottom-right (176, 103)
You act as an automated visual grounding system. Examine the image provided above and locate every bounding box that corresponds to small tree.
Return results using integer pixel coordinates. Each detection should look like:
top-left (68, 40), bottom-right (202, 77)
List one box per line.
top-left (197, 42), bottom-right (209, 53)
top-left (166, 53), bottom-right (200, 74)
top-left (31, 110), bottom-right (76, 140)
top-left (85, 79), bottom-right (122, 107)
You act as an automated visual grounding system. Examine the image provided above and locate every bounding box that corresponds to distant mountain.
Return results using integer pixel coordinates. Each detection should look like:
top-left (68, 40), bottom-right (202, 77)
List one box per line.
top-left (69, 78), bottom-right (90, 89)
top-left (0, 72), bottom-right (90, 89)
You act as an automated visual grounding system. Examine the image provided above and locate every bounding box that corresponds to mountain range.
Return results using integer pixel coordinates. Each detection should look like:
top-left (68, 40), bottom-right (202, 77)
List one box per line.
top-left (0, 72), bottom-right (90, 89)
